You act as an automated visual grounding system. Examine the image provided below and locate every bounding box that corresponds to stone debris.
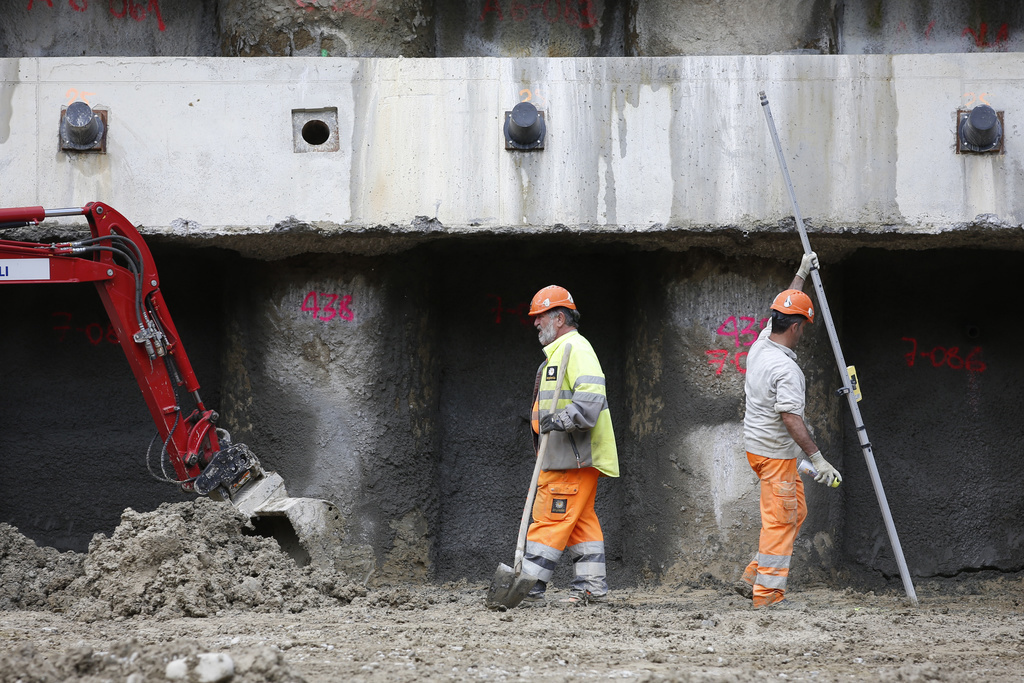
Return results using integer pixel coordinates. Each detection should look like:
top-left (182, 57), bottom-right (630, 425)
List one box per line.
top-left (0, 523), bottom-right (84, 611)
top-left (1, 498), bottom-right (366, 621)
top-left (0, 639), bottom-right (305, 683)
top-left (167, 652), bottom-right (234, 682)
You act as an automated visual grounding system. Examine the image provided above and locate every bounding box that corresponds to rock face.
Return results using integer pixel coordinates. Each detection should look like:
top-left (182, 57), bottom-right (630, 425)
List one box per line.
top-left (217, 0), bottom-right (436, 57)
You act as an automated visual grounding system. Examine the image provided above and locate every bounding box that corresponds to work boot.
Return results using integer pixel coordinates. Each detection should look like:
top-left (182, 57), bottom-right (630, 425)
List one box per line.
top-left (556, 589), bottom-right (608, 606)
top-left (733, 580), bottom-right (754, 600)
top-left (758, 598), bottom-right (803, 611)
top-left (521, 581), bottom-right (547, 606)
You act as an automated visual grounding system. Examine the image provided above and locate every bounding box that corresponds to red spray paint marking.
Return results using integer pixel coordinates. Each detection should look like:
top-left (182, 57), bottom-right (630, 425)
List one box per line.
top-left (295, 0), bottom-right (385, 24)
top-left (715, 315), bottom-right (770, 348)
top-left (706, 349), bottom-right (748, 375)
top-left (891, 18), bottom-right (1010, 47)
top-left (108, 1), bottom-right (166, 31)
top-left (28, 1), bottom-right (167, 31)
top-left (962, 23), bottom-right (1010, 48)
top-left (301, 292), bottom-right (354, 322)
top-left (901, 337), bottom-right (986, 373)
top-left (480, 0), bottom-right (597, 29)
top-left (487, 295), bottom-right (531, 327)
top-left (52, 311), bottom-right (119, 346)
top-left (706, 315), bottom-right (770, 375)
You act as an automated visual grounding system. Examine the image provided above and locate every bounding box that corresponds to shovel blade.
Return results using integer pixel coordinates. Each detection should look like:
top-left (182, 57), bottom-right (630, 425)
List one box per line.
top-left (485, 562), bottom-right (539, 610)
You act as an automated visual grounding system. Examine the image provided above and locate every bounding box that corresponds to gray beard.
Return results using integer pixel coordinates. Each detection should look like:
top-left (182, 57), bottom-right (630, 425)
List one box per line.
top-left (538, 322), bottom-right (556, 346)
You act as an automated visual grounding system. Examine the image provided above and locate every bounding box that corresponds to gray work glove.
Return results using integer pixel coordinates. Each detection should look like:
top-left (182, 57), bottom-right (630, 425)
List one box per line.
top-left (539, 409), bottom-right (575, 434)
top-left (808, 451), bottom-right (841, 487)
top-left (796, 251), bottom-right (819, 280)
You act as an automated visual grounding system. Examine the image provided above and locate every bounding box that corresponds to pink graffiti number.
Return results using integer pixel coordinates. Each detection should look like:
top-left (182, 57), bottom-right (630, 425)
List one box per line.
top-left (302, 292), bottom-right (354, 322)
top-left (901, 337), bottom-right (986, 373)
top-left (716, 315), bottom-right (766, 348)
top-left (707, 315), bottom-right (769, 375)
top-left (705, 349), bottom-right (749, 375)
top-left (705, 349), bottom-right (729, 375)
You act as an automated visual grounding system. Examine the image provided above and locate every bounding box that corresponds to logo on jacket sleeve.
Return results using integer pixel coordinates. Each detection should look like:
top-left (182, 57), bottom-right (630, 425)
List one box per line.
top-left (545, 365), bottom-right (557, 380)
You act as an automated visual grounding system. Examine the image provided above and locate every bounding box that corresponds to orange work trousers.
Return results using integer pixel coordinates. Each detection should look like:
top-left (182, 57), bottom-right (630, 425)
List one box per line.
top-left (742, 452), bottom-right (807, 608)
top-left (522, 466), bottom-right (607, 595)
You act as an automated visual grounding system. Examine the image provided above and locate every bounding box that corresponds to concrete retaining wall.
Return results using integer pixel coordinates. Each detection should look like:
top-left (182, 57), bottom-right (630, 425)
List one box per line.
top-left (2, 48), bottom-right (1024, 589)
top-left (2, 55), bottom-right (1022, 237)
top-left (6, 230), bottom-right (1021, 587)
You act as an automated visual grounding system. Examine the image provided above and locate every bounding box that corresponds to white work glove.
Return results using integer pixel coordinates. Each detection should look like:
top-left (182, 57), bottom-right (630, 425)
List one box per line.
top-left (808, 451), bottom-right (841, 487)
top-left (796, 252), bottom-right (819, 280)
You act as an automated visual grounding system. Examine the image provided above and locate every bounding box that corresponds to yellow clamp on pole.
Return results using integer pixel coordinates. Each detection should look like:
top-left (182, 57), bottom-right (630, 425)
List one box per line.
top-left (846, 366), bottom-right (862, 402)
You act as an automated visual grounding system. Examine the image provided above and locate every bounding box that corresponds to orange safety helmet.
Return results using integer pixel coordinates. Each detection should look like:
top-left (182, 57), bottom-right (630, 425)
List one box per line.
top-left (529, 285), bottom-right (576, 316)
top-left (771, 289), bottom-right (815, 323)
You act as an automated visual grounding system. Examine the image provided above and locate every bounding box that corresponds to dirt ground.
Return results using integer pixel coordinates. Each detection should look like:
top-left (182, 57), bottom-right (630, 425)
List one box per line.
top-left (2, 501), bottom-right (1023, 682)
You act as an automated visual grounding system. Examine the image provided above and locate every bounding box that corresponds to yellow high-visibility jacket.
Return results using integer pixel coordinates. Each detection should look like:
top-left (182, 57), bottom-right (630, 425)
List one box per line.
top-left (532, 330), bottom-right (619, 477)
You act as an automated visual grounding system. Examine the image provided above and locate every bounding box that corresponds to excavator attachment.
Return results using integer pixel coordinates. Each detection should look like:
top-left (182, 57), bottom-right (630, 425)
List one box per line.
top-left (229, 471), bottom-right (349, 571)
top-left (193, 440), bottom-right (350, 572)
top-left (0, 202), bottom-right (352, 575)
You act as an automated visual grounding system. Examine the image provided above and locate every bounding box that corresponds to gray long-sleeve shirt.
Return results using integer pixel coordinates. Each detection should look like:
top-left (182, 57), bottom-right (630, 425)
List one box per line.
top-left (743, 323), bottom-right (806, 460)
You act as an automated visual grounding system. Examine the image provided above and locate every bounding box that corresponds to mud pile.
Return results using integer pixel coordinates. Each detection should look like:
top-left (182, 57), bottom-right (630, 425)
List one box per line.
top-left (2, 498), bottom-right (366, 621)
top-left (0, 523), bottom-right (84, 611)
top-left (0, 638), bottom-right (305, 683)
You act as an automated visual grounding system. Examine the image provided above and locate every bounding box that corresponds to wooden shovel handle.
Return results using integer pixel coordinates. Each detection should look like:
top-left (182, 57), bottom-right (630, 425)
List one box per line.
top-left (513, 343), bottom-right (572, 572)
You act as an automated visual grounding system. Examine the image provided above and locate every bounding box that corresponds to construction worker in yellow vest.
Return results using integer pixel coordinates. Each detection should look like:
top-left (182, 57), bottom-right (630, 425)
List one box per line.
top-left (521, 285), bottom-right (619, 606)
top-left (737, 252), bottom-right (842, 608)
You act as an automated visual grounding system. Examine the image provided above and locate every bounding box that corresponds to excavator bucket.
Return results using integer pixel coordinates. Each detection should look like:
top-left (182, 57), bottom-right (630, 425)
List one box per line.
top-left (226, 471), bottom-right (349, 572)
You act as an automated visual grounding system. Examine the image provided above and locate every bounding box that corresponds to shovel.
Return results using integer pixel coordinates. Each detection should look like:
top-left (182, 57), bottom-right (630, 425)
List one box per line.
top-left (486, 343), bottom-right (572, 610)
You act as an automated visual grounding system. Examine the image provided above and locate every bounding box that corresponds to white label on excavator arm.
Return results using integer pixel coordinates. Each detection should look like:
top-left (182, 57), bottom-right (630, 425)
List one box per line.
top-left (0, 259), bottom-right (50, 280)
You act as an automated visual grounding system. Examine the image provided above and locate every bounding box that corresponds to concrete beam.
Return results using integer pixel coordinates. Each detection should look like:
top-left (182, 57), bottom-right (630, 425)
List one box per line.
top-left (2, 55), bottom-right (1021, 247)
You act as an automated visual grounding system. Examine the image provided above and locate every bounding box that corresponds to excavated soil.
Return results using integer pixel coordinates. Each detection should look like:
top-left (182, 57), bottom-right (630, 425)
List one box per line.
top-left (2, 500), bottom-right (1024, 681)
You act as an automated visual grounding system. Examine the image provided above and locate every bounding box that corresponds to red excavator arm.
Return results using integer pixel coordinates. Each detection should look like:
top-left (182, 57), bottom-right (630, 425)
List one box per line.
top-left (0, 202), bottom-right (258, 496)
top-left (1, 201), bottom-right (354, 573)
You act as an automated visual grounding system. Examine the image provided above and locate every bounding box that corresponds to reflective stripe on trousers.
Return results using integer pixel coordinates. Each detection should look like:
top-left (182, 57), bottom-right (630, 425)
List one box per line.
top-left (522, 466), bottom-right (608, 595)
top-left (743, 452), bottom-right (807, 608)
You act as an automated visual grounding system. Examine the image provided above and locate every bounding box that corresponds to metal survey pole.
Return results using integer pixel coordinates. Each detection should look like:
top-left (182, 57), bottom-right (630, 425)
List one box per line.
top-left (759, 91), bottom-right (919, 606)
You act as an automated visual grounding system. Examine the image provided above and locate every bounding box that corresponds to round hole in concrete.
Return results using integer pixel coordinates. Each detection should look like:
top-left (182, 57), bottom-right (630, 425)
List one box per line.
top-left (966, 325), bottom-right (980, 339)
top-left (301, 120), bottom-right (331, 146)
